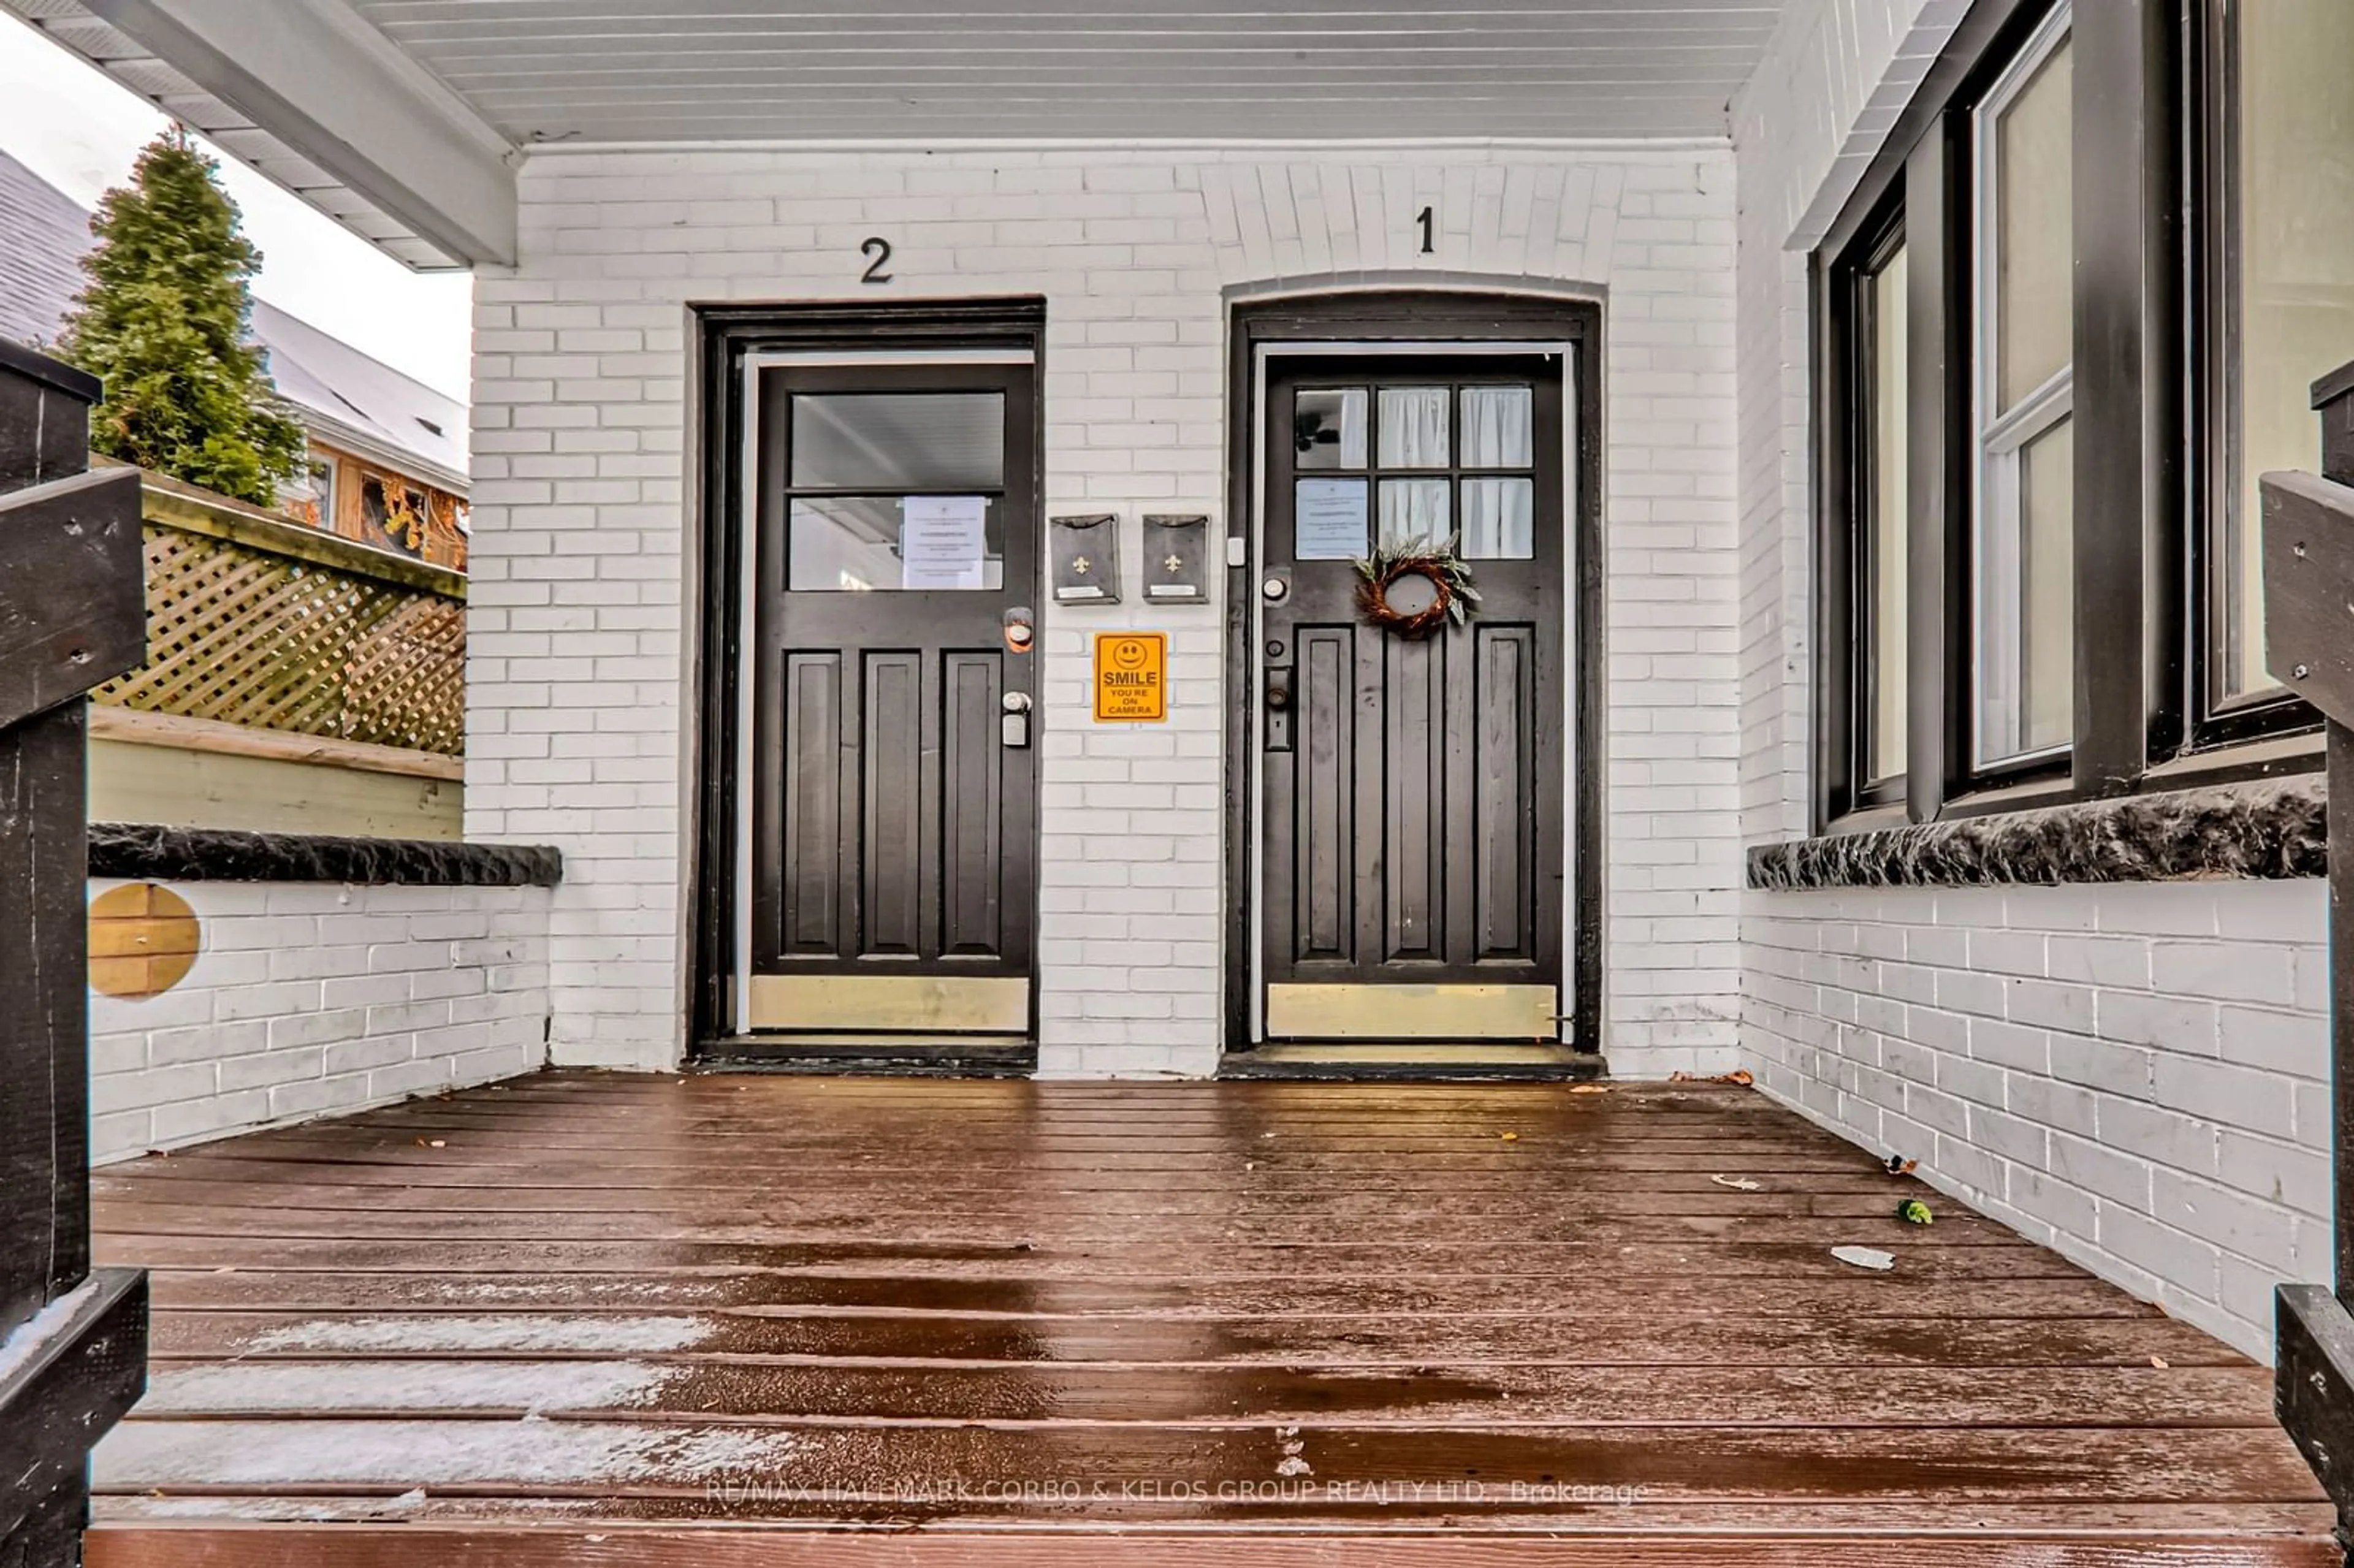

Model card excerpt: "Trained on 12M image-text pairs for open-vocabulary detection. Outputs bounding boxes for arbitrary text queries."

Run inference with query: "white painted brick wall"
[1729,0,2330,1368]
[1745,880,2329,1361]
[471,143,1750,1078]
[88,880,551,1163]
[1732,0,1960,848]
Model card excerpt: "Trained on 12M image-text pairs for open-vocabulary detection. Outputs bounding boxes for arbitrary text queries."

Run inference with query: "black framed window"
[1968,8,2073,771]
[1824,207,1911,818]
[2189,0,2354,739]
[1813,0,2325,836]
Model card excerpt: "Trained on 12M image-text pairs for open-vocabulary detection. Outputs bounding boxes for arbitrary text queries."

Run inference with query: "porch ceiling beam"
[81,0,517,267]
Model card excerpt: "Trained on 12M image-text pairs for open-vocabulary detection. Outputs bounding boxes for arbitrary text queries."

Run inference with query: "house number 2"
[859,237,893,284]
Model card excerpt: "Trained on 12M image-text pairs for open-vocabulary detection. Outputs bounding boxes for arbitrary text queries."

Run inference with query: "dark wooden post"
[0,341,150,1566]
[2271,357,2354,1553]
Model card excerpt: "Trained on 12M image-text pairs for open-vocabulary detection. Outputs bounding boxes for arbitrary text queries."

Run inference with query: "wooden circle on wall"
[88,883,200,1000]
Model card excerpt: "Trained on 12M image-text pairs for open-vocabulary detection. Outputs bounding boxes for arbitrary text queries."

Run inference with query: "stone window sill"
[1746,775,2324,891]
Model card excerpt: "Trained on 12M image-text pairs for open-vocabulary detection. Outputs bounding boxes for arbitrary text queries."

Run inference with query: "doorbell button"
[1262,576,1287,601]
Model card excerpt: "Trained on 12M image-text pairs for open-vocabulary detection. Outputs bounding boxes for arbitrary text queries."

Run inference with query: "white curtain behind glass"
[1459,478,1533,558]
[1459,387,1533,467]
[1377,388,1450,468]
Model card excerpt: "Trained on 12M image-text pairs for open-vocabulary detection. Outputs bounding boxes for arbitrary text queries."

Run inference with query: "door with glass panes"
[1257,355,1566,1041]
[747,360,1037,1036]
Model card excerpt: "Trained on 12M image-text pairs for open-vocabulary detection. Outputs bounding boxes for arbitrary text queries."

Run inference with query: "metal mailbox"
[1141,513,1209,603]
[1049,512,1120,604]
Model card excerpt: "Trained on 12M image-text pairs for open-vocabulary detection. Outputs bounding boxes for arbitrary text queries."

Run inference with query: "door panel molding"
[1221,291,1605,1059]
[689,300,1047,1056]
[1476,623,1537,962]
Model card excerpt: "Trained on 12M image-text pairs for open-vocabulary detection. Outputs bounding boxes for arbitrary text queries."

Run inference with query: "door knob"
[1264,665,1293,751]
[1261,574,1289,601]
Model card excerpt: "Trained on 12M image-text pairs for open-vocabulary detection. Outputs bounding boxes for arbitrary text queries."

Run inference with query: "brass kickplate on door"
[1264,983,1556,1040]
[750,975,1029,1033]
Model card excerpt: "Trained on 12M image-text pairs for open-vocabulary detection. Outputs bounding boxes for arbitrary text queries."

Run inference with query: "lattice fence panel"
[94,525,465,756]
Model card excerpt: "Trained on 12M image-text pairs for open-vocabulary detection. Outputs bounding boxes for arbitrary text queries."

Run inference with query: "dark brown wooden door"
[748,361,1038,1033]
[1259,356,1566,1040]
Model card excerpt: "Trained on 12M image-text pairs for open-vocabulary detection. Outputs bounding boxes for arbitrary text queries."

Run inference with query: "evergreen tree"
[58,126,305,507]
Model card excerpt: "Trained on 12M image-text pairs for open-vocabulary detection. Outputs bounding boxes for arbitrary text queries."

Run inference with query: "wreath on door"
[1353,535,1479,638]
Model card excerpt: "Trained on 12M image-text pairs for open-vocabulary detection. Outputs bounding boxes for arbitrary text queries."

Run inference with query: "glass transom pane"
[790,393,1005,490]
[1294,388,1368,470]
[787,496,1004,592]
[1459,386,1533,468]
[1377,387,1450,468]
[1377,478,1450,547]
[1459,478,1533,560]
[1993,36,2073,413]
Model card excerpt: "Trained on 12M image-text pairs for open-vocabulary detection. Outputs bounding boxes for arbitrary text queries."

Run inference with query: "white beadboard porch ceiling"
[4,0,1783,270]
[355,0,1783,143]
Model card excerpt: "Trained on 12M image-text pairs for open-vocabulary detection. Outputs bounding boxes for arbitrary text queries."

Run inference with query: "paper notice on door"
[1293,478,1369,560]
[900,495,989,589]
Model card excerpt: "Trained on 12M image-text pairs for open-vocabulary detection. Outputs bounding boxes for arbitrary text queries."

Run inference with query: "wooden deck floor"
[83,1071,2333,1565]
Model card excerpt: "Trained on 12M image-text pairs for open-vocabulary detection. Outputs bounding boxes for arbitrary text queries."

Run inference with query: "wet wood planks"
[83,1072,2333,1566]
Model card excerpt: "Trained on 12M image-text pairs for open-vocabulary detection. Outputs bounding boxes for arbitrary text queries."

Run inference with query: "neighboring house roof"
[0,148,466,492]
[0,148,91,349]
[247,300,467,493]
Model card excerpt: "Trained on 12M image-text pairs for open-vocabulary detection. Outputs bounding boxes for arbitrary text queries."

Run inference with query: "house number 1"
[860,237,893,283]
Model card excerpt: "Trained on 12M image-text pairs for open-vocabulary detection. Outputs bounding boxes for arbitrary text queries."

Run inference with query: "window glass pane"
[790,394,1005,490]
[1994,36,2073,412]
[1377,478,1450,546]
[1459,386,1533,467]
[1460,478,1534,560]
[1978,416,2074,759]
[2019,418,2075,753]
[1294,478,1369,559]
[2223,0,2354,696]
[1294,388,1367,470]
[1868,245,1910,783]
[787,496,1004,592]
[1377,387,1450,468]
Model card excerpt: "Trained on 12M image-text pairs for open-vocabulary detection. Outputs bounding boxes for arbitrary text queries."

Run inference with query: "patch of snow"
[427,1278,720,1305]
[243,1315,710,1354]
[139,1360,671,1415]
[97,1420,801,1488]
[0,1279,99,1387]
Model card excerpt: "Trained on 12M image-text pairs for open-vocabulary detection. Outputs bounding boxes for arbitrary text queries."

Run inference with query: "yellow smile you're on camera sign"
[1093,633,1167,721]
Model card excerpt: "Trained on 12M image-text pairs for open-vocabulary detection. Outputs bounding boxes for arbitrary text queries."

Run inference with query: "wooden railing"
[2266,357,2354,1537]
[91,470,466,758]
[0,344,148,1567]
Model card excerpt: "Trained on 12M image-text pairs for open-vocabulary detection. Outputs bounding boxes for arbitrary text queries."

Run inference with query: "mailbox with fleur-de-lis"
[1049,512,1120,604]
[1142,513,1209,603]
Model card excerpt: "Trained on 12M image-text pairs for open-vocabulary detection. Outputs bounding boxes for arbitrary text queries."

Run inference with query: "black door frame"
[688,299,1048,1057]
[1221,290,1606,1057]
